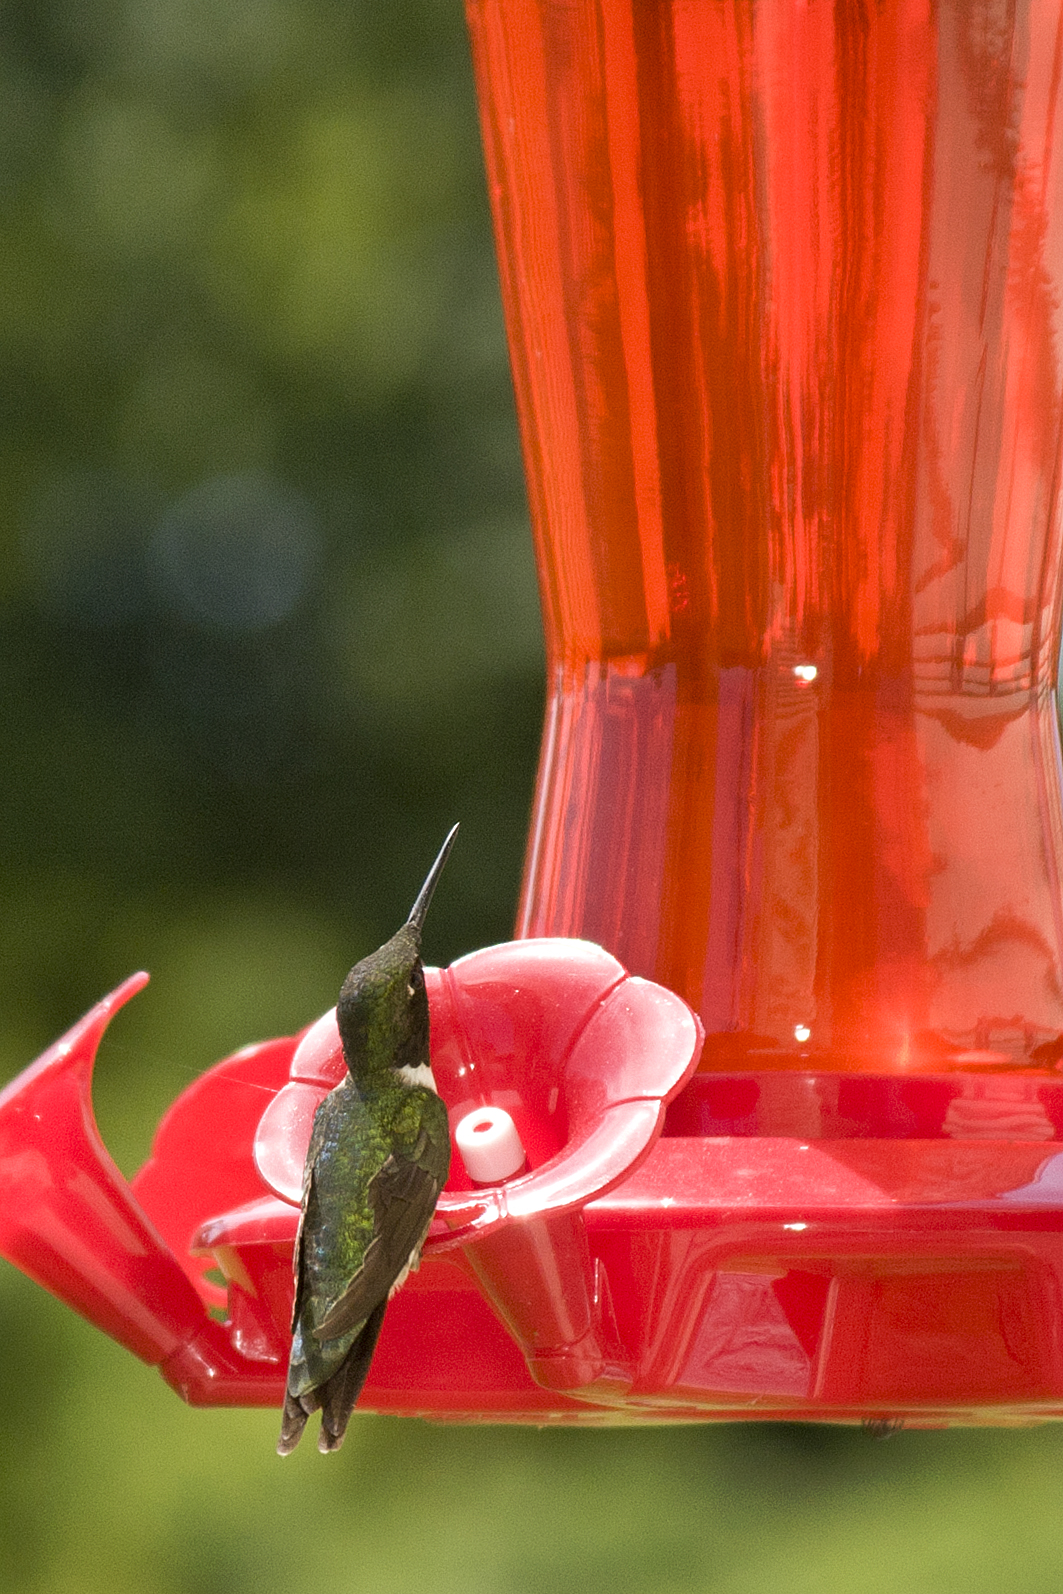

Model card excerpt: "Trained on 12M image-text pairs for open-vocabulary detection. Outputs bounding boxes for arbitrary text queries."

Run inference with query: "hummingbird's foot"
[862,1416,905,1439]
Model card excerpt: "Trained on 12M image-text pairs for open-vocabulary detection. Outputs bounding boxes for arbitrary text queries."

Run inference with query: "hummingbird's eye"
[407,966,424,1000]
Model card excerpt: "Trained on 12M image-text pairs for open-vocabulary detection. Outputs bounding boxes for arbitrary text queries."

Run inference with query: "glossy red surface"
[467,0,1063,1071]
[0,974,274,1391]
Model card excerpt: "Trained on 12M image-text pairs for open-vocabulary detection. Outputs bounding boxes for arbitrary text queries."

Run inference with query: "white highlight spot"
[783,1222,808,1232]
[793,664,818,682]
[794,1024,811,1043]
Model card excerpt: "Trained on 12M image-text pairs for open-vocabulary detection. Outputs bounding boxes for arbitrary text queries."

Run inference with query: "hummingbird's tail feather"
[317,1299,388,1453]
[277,1387,318,1456]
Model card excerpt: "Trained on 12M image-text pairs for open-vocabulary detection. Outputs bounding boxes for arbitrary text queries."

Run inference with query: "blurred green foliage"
[2,1,1063,1590]
[0,0,540,1115]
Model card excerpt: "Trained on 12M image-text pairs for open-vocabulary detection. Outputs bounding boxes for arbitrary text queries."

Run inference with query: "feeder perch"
[6,0,1063,1428]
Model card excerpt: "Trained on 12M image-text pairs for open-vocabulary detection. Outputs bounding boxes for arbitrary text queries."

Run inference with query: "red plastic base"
[149,1008,1063,1425]
[178,1114,1063,1426]
[5,956,1063,1426]
[158,1125,1063,1426]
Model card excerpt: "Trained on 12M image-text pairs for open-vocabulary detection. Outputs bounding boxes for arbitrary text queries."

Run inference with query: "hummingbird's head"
[336,826,458,1088]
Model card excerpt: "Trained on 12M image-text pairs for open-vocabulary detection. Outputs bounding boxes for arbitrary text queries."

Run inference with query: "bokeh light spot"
[151,470,320,631]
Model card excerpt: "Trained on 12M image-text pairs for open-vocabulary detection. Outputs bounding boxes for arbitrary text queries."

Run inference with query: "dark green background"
[2,1,1063,1588]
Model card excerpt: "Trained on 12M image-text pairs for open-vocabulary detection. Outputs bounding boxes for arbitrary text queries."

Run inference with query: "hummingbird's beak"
[406,824,460,935]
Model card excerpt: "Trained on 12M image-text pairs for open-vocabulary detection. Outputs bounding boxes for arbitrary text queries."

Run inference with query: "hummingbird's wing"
[289,1100,332,1335]
[313,1123,448,1342]
[289,1170,312,1335]
[315,1297,388,1452]
[278,1089,449,1456]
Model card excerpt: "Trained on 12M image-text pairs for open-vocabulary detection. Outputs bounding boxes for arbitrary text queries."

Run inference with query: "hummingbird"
[277,826,458,1456]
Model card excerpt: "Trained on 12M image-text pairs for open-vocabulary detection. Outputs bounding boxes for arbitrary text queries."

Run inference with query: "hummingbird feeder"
[6,0,1063,1428]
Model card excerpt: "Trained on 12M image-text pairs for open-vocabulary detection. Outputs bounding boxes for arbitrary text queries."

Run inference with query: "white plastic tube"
[455,1105,526,1185]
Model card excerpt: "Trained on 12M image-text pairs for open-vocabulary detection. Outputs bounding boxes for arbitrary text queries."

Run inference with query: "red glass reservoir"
[467,0,1063,1073]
